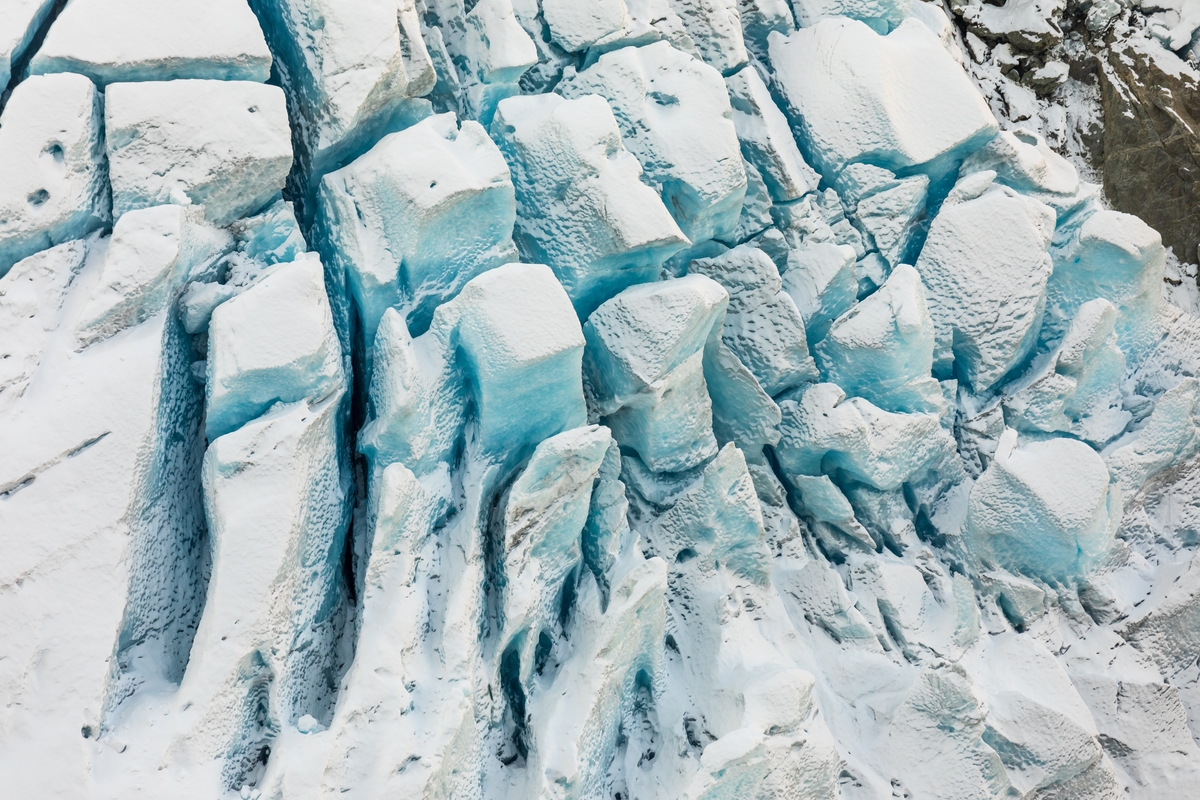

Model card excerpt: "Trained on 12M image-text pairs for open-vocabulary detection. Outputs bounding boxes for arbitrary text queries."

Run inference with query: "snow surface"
[3,1,1200,798]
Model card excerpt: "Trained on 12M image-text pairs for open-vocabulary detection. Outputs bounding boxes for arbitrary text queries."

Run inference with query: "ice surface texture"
[4,0,1200,798]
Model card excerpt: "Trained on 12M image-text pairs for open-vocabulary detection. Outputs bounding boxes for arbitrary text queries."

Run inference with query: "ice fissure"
[3,0,1200,798]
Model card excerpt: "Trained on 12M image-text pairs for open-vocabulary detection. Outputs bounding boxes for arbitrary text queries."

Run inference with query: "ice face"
[317,112,517,354]
[7,1,1200,797]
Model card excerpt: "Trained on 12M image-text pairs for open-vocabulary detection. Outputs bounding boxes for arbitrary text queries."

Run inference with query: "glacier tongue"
[4,0,1200,797]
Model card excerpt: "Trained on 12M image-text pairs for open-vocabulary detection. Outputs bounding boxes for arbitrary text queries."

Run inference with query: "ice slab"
[647,442,771,581]
[317,112,517,352]
[584,274,727,472]
[781,241,858,347]
[914,180,1055,392]
[1045,208,1166,366]
[966,428,1118,580]
[774,382,948,491]
[724,65,819,203]
[105,79,292,226]
[815,264,945,415]
[768,17,998,180]
[790,0,912,33]
[77,205,234,346]
[173,393,348,788]
[560,40,747,245]
[959,127,1087,216]
[252,0,434,178]
[30,0,272,84]
[491,92,686,317]
[690,244,818,396]
[543,0,629,52]
[1002,298,1129,444]
[1106,378,1200,505]
[205,254,345,440]
[0,73,108,277]
[447,262,588,461]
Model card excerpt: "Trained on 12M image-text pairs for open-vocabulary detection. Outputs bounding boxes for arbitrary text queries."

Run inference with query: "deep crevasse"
[2,0,1200,798]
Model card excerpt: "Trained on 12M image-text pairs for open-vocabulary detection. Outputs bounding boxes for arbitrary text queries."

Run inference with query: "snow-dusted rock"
[317,112,516,352]
[491,92,687,317]
[768,17,998,179]
[30,0,272,84]
[205,254,344,440]
[77,206,234,346]
[915,180,1055,392]
[584,274,727,472]
[560,40,747,245]
[105,79,292,227]
[0,73,108,277]
[966,429,1118,579]
[815,264,945,415]
[724,65,819,203]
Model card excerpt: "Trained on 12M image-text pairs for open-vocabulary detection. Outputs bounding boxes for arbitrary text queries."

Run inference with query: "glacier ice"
[205,253,345,440]
[317,112,517,350]
[914,178,1055,392]
[5,0,1200,797]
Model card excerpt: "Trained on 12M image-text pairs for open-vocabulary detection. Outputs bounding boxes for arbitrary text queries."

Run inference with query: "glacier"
[2,0,1200,798]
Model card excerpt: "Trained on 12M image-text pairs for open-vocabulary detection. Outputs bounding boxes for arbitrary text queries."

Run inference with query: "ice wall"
[2,0,1200,798]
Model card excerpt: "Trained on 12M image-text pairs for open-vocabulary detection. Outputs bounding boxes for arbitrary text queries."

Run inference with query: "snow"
[104,79,292,226]
[77,205,234,346]
[0,73,109,277]
[30,0,272,84]
[768,17,998,180]
[5,1,1200,796]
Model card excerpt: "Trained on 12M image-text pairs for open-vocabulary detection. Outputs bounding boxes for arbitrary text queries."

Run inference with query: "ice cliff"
[2,0,1200,798]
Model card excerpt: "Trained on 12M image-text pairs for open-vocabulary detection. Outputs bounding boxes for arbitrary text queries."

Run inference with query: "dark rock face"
[1098,37,1200,265]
